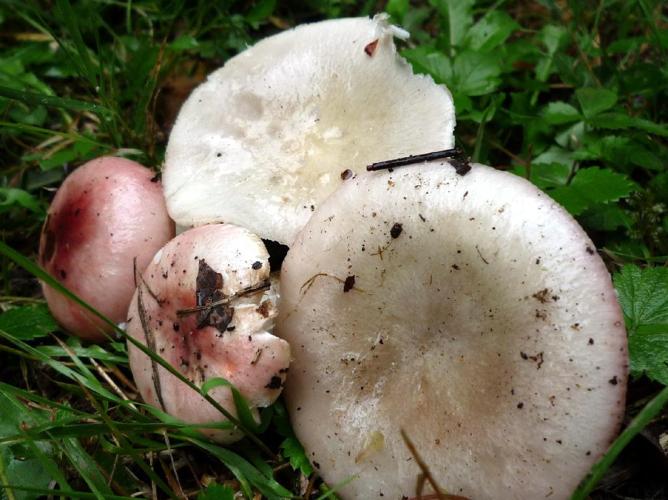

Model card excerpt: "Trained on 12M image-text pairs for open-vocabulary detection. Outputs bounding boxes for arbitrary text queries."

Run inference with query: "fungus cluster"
[38,14,628,499]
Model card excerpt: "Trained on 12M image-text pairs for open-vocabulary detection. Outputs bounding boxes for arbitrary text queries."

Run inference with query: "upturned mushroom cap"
[163,15,455,245]
[126,224,290,443]
[39,157,175,342]
[277,162,628,499]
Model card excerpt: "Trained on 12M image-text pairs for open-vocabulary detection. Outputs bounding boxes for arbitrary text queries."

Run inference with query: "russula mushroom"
[163,14,455,245]
[39,156,175,342]
[277,161,628,499]
[126,224,290,443]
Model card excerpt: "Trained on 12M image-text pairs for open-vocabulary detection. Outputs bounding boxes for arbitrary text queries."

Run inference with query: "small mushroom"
[163,15,455,245]
[277,161,628,499]
[126,224,290,443]
[38,157,175,341]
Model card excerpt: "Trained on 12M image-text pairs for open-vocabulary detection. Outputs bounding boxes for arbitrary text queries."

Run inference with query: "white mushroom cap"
[163,15,455,245]
[39,157,175,342]
[126,224,290,443]
[277,162,628,499]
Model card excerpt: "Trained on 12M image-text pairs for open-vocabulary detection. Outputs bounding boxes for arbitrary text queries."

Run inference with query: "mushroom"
[277,161,628,499]
[126,224,290,443]
[39,156,175,342]
[163,14,455,245]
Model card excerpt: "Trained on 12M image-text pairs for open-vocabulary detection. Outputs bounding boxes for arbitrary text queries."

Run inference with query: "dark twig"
[366,149,462,171]
[400,429,446,500]
[136,278,167,412]
[176,280,270,317]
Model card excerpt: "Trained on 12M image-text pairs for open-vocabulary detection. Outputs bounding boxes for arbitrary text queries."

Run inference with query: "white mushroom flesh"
[164,15,455,245]
[127,224,290,443]
[278,162,628,499]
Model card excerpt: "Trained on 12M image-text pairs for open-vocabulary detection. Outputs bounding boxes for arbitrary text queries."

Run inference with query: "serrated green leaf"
[576,88,618,119]
[542,101,582,125]
[614,266,668,385]
[196,483,234,500]
[430,0,474,48]
[452,50,502,96]
[578,135,664,171]
[549,167,635,215]
[401,47,453,85]
[589,112,668,137]
[0,304,58,340]
[281,437,313,476]
[463,10,518,52]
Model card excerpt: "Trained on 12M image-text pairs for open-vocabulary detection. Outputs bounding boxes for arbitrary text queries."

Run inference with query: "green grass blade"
[188,438,294,500]
[0,484,136,500]
[571,385,668,499]
[0,86,111,116]
[0,241,275,455]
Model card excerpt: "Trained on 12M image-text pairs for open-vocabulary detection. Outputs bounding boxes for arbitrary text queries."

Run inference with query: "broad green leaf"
[385,0,409,22]
[401,47,453,85]
[463,10,518,52]
[429,0,474,48]
[535,25,568,81]
[549,167,635,215]
[197,484,234,500]
[169,35,199,51]
[0,188,44,214]
[452,50,502,96]
[533,146,575,168]
[577,135,664,171]
[246,0,276,25]
[0,304,57,340]
[576,88,618,119]
[513,163,571,189]
[580,204,632,231]
[0,392,71,500]
[614,266,668,385]
[615,266,668,329]
[542,101,581,125]
[555,121,585,150]
[589,112,668,137]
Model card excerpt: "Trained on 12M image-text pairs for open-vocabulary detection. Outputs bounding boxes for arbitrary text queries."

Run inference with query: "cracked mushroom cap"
[38,157,175,342]
[126,224,290,443]
[277,162,628,499]
[163,14,455,245]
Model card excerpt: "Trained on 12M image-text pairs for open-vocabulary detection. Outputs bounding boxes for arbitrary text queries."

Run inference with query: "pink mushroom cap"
[39,156,175,341]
